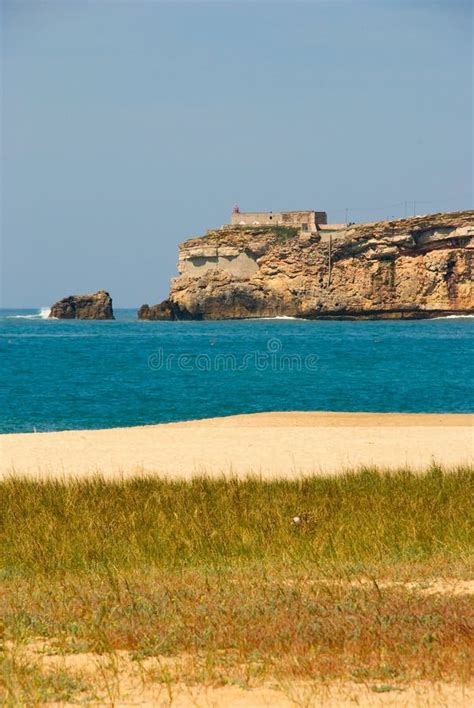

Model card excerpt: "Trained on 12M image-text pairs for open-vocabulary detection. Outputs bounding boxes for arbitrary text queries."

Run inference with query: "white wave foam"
[250,316,300,320]
[432,314,474,320]
[7,307,52,320]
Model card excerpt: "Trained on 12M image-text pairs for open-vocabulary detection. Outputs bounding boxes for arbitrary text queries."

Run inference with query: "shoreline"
[1,411,472,480]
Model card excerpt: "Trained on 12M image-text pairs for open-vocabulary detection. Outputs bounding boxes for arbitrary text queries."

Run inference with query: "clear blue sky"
[2,0,472,308]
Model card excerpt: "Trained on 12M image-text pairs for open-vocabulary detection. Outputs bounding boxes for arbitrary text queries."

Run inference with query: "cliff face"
[50,290,114,320]
[139,211,474,320]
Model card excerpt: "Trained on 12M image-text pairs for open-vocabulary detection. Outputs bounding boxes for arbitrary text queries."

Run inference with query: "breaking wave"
[7,307,52,320]
[252,316,301,320]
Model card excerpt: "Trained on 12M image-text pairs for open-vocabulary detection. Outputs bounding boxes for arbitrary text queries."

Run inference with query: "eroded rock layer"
[139,211,474,320]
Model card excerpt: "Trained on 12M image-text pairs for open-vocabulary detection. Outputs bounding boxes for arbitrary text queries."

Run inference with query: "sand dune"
[1,412,472,479]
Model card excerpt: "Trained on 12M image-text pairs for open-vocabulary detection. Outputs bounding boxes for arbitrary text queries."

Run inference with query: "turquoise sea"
[1,309,473,433]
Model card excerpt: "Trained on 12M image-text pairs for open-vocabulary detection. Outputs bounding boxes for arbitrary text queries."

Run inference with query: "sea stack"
[139,209,474,320]
[49,290,114,320]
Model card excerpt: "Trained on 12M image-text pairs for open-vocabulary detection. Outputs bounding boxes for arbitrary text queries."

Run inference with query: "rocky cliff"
[139,211,474,320]
[49,290,114,320]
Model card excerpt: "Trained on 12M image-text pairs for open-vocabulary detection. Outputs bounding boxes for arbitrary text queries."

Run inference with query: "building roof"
[232,209,319,215]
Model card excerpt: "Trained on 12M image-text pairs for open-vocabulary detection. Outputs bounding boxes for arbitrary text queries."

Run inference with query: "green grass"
[227,224,299,242]
[268,225,299,242]
[1,466,472,576]
[0,466,473,702]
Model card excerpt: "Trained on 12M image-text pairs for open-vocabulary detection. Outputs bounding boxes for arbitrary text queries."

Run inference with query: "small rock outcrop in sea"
[138,210,474,320]
[49,290,114,320]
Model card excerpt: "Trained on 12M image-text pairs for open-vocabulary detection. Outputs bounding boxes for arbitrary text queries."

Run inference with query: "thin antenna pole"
[328,234,332,285]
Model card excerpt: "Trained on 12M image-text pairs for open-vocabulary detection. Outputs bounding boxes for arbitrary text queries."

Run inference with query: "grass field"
[1,466,473,704]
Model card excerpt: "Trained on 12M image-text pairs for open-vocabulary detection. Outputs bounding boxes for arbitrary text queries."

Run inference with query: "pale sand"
[1,412,472,479]
[14,642,474,707]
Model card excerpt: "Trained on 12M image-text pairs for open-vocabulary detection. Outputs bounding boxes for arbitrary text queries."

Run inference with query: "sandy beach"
[1,411,472,479]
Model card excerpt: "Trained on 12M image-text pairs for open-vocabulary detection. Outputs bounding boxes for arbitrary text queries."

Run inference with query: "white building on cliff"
[230,208,327,233]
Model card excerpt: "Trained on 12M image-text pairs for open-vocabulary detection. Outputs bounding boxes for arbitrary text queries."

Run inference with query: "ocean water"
[1,308,473,433]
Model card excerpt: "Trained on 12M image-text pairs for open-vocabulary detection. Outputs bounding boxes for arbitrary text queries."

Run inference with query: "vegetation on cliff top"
[182,224,299,249]
[181,210,474,250]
